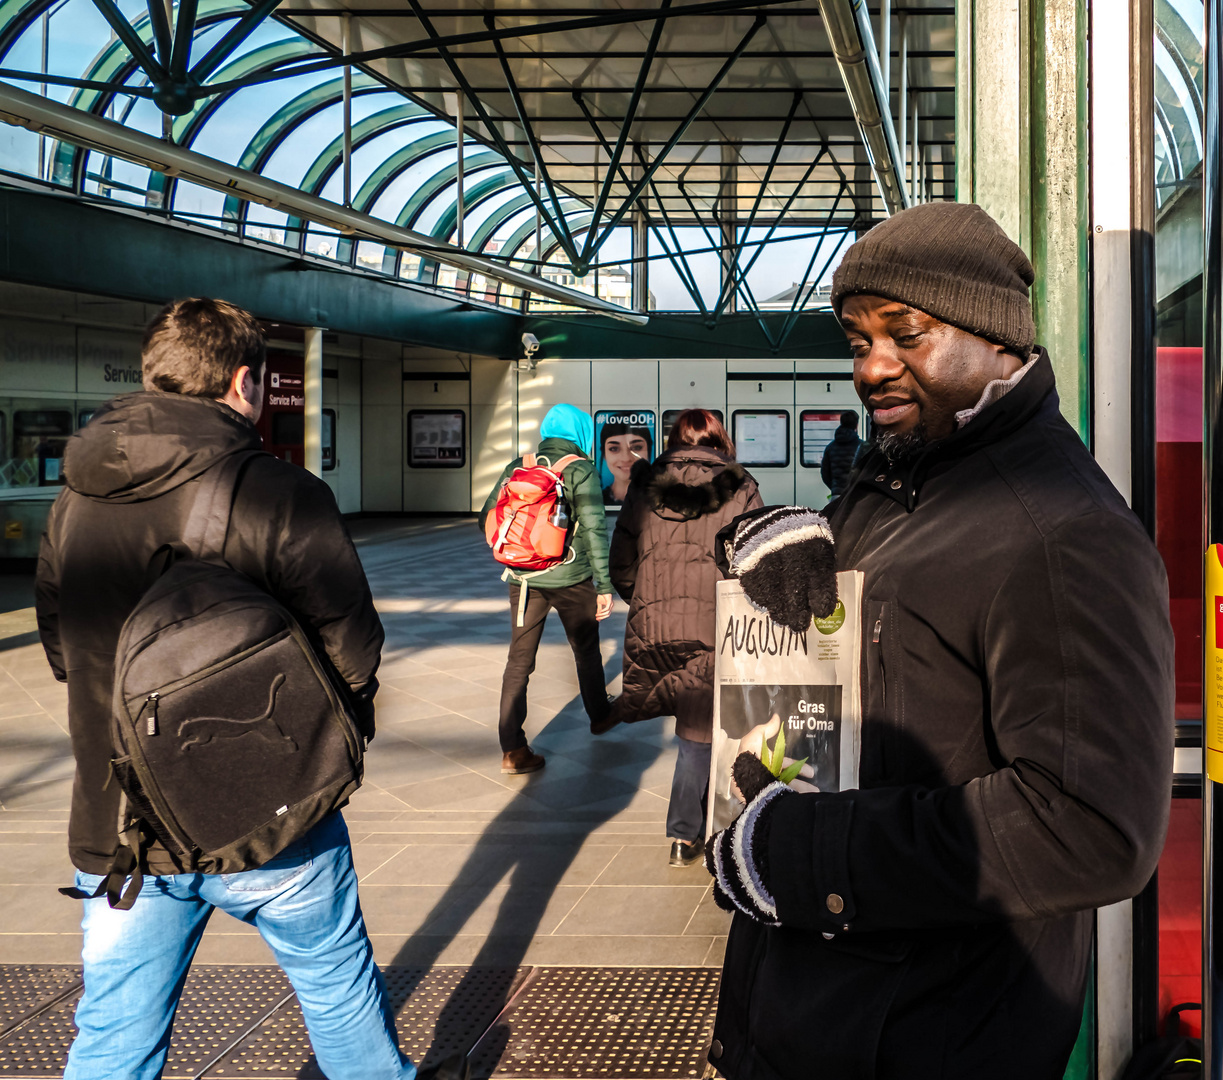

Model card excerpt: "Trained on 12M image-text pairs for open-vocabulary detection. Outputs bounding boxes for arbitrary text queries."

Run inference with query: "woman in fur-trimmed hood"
[608,409,763,866]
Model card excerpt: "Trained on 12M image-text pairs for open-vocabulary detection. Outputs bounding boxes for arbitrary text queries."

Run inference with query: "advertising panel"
[595,409,656,506]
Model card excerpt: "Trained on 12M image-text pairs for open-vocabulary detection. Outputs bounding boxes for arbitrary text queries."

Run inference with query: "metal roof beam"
[584,13,767,261]
[583,0,671,264]
[0,80,648,324]
[816,0,907,212]
[484,11,580,264]
[202,0,809,94]
[168,0,198,77]
[88,0,165,82]
[191,0,284,82]
[400,0,578,266]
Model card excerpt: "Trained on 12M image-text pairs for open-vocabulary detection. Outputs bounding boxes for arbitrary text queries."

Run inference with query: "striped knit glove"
[705,753,793,926]
[725,507,837,634]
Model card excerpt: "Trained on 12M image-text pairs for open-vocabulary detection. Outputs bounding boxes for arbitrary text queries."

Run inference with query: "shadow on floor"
[384,699,666,1078]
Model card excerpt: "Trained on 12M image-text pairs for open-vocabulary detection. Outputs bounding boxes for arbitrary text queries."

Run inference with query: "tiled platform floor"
[0,517,731,970]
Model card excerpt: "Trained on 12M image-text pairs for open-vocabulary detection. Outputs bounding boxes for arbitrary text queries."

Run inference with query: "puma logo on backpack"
[484,453,581,571]
[178,673,297,752]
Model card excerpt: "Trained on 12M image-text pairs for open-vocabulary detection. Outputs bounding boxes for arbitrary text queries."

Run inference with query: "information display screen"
[408,410,465,468]
[732,410,789,467]
[800,410,845,469]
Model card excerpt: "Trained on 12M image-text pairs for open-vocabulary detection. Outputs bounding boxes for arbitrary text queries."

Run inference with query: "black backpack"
[1121,1004,1202,1080]
[64,452,365,910]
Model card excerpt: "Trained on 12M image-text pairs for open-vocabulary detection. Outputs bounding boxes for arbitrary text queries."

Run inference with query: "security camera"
[517,332,541,372]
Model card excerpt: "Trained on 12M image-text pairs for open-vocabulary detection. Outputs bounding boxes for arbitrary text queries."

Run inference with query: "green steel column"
[956,0,1089,438]
[957,3,1095,1077]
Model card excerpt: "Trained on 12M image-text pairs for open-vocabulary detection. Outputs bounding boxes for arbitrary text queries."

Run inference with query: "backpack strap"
[522,453,537,469]
[58,791,145,909]
[551,454,581,475]
[182,451,260,561]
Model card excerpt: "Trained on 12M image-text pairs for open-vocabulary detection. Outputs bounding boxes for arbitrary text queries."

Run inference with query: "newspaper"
[706,572,864,835]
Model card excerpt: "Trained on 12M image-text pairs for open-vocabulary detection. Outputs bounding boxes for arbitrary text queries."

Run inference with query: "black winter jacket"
[819,424,863,497]
[36,392,384,876]
[712,351,1174,1080]
[608,447,762,741]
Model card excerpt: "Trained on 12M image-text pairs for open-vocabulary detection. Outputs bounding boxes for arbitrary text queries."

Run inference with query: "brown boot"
[501,745,545,774]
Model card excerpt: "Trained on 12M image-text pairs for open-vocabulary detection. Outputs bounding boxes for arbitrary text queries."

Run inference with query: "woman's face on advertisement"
[604,433,648,478]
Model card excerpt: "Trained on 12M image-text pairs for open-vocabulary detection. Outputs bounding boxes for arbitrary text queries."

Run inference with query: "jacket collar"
[847,347,1057,513]
[629,447,747,520]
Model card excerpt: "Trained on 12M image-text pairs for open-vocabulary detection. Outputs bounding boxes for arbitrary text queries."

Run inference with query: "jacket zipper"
[873,617,886,710]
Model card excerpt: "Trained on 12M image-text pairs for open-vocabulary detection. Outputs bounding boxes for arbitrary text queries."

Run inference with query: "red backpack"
[484,452,582,572]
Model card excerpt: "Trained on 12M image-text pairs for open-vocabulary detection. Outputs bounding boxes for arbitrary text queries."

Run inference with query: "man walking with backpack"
[479,404,615,773]
[36,298,461,1080]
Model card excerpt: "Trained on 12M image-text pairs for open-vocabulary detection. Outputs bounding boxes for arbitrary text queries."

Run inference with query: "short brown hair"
[666,409,735,455]
[142,298,266,397]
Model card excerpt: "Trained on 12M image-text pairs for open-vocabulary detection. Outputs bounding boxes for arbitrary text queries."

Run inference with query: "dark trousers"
[499,580,610,752]
[667,736,712,843]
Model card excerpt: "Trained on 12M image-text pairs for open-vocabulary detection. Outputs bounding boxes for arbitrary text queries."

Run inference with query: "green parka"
[478,436,613,594]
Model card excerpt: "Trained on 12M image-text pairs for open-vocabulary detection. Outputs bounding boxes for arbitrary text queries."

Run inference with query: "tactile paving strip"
[0,967,81,1040]
[0,966,720,1078]
[480,968,721,1079]
[0,966,293,1079]
[204,966,525,1078]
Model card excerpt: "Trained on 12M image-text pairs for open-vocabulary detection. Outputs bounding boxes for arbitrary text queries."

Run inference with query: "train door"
[404,360,471,512]
[795,362,861,509]
[727,361,795,504]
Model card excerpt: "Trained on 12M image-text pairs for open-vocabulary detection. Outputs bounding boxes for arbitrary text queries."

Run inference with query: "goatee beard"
[874,422,928,465]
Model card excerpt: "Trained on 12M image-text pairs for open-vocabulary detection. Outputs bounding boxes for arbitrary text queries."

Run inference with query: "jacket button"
[890,479,902,490]
[710,1040,723,1059]
[826,893,844,914]
[875,474,886,482]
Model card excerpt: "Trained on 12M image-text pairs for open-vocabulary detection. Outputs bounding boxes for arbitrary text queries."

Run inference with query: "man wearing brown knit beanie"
[706,202,1174,1080]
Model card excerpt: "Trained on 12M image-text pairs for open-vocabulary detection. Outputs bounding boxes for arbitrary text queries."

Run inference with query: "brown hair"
[666,409,735,456]
[142,297,266,397]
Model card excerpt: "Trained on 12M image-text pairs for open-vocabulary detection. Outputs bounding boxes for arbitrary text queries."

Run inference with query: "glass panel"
[646,227,721,312]
[1153,0,1205,1040]
[738,226,850,312]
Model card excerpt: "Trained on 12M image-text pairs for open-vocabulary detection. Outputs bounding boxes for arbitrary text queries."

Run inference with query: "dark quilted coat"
[608,447,762,741]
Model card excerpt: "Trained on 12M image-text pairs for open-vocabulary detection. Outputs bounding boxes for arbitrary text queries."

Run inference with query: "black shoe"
[590,695,621,735]
[417,1052,471,1080]
[670,839,703,867]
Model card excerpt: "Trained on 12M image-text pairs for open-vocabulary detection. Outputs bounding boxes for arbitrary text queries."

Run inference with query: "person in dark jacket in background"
[36,299,461,1080]
[704,203,1174,1080]
[608,409,763,866]
[479,404,614,774]
[818,410,862,498]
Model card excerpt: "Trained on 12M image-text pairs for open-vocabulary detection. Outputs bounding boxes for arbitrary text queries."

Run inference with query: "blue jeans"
[666,736,712,843]
[64,812,414,1080]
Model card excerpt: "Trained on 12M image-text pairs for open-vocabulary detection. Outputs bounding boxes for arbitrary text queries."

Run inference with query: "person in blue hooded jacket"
[478,404,615,773]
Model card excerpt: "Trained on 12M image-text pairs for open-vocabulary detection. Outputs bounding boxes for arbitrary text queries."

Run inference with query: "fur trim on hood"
[629,455,749,520]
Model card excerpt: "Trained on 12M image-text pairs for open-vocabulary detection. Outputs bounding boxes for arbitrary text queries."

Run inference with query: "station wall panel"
[516,362,591,456]
[659,360,726,411]
[592,361,657,407]
[471,359,516,513]
[361,356,403,512]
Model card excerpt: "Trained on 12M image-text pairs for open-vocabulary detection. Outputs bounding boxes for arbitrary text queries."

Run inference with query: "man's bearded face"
[839,296,1024,464]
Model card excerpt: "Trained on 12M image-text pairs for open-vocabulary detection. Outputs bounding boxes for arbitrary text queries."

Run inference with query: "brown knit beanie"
[830,202,1036,357]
